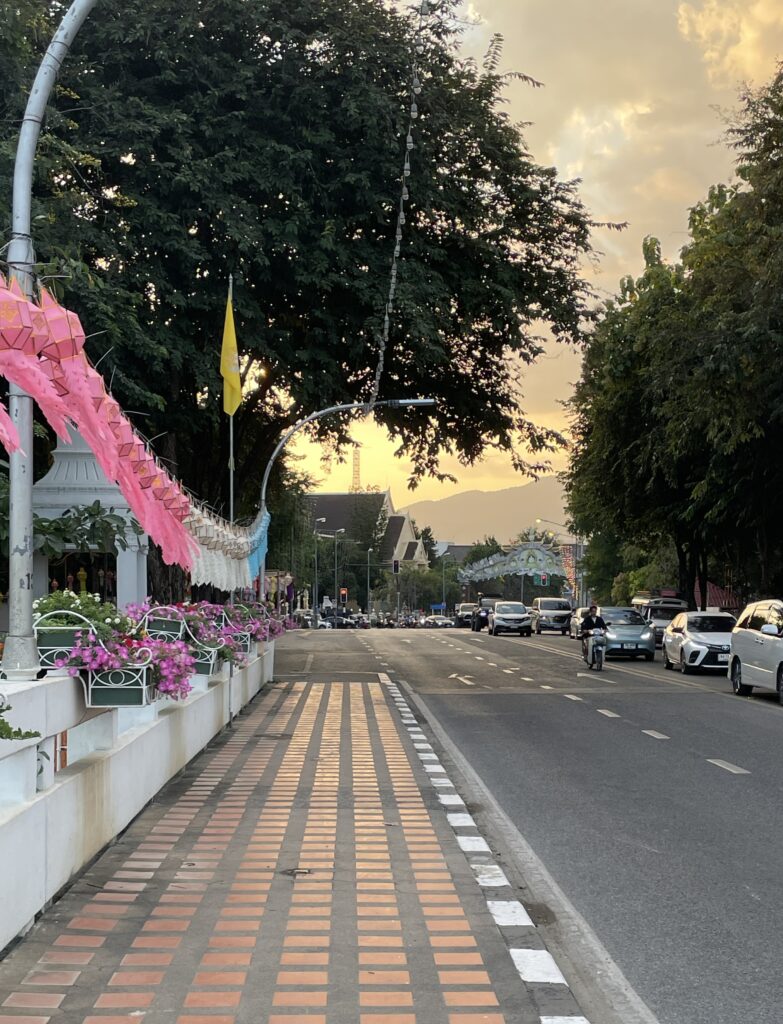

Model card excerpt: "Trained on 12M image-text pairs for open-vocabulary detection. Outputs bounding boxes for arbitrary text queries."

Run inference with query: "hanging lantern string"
[367,0,432,411]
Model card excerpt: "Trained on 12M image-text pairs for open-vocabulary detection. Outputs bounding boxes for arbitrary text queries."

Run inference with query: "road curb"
[391,675,661,1024]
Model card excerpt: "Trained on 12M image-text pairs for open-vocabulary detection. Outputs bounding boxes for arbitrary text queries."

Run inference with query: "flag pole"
[228,274,235,525]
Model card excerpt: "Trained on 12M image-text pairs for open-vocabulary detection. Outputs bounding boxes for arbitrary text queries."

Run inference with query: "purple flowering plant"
[57,632,195,700]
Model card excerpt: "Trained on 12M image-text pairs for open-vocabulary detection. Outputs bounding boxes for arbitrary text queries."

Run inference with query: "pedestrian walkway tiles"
[0,680,587,1024]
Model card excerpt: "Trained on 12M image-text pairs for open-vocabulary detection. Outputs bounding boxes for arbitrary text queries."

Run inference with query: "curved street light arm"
[4,0,102,679]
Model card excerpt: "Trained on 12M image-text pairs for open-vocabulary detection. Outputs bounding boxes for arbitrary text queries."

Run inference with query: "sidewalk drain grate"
[282,867,312,877]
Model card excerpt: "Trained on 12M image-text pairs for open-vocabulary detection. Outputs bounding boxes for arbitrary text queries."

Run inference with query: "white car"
[729,600,783,698]
[663,612,736,673]
[487,601,532,637]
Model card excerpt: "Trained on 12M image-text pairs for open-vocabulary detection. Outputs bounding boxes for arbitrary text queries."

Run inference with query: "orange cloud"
[678,0,783,82]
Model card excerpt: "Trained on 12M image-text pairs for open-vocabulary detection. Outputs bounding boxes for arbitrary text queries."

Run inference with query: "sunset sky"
[295,0,783,504]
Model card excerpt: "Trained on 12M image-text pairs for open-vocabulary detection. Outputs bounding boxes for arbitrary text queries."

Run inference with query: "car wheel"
[645,653,654,662]
[561,628,568,636]
[679,653,693,674]
[731,659,752,696]
[663,649,673,671]
[535,625,541,635]
[777,666,783,706]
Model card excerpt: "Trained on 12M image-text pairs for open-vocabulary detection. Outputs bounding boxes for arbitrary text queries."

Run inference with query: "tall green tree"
[566,62,783,604]
[1,0,594,516]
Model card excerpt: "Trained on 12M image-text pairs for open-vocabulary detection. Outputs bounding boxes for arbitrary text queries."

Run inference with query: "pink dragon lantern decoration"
[0,277,71,442]
[0,280,196,568]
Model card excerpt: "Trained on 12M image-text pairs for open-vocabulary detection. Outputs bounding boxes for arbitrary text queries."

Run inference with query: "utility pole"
[366,547,374,616]
[333,528,345,613]
[313,517,325,628]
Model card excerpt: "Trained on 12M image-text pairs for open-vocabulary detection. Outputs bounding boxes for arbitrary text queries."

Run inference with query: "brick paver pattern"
[0,681,535,1024]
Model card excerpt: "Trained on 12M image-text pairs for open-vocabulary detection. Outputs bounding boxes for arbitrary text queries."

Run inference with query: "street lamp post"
[333,529,345,612]
[441,552,455,611]
[257,398,435,595]
[313,517,326,629]
[4,0,100,678]
[366,547,374,616]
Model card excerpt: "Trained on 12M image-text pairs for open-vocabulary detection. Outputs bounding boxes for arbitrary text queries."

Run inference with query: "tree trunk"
[686,544,698,611]
[675,537,689,602]
[147,543,188,605]
[697,546,709,611]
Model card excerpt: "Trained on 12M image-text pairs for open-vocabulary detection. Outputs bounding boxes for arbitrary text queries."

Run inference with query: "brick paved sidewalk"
[0,678,587,1024]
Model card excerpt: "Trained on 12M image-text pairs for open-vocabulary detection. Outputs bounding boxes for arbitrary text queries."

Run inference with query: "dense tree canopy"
[0,0,595,516]
[566,63,783,604]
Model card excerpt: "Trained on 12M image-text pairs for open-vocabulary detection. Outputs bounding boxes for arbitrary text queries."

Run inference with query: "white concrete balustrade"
[0,643,275,953]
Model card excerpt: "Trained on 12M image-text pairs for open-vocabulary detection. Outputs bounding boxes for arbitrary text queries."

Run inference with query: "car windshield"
[687,615,737,632]
[601,608,645,626]
[649,608,679,622]
[541,600,571,610]
[496,603,526,615]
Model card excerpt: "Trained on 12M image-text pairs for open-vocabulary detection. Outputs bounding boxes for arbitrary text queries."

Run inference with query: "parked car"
[597,606,655,661]
[487,601,532,636]
[454,603,477,628]
[569,606,590,640]
[530,598,573,635]
[662,611,736,673]
[729,600,783,698]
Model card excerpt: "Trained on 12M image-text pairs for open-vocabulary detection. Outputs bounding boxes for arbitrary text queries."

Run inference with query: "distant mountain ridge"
[400,476,568,545]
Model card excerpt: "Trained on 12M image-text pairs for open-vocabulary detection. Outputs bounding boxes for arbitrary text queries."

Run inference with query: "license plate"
[621,643,637,649]
[718,653,729,663]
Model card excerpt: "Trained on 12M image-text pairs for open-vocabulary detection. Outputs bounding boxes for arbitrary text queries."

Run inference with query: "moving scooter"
[583,628,606,671]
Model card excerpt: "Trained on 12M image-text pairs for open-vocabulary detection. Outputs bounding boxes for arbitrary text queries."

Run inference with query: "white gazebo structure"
[31,428,148,608]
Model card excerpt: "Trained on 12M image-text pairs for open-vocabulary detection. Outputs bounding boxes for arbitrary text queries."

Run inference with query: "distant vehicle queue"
[296,594,783,704]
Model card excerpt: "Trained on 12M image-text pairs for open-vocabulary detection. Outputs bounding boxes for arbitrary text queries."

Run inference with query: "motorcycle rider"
[581,604,607,661]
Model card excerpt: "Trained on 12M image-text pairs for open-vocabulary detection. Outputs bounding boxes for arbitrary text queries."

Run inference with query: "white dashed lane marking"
[563,694,583,702]
[510,948,567,984]
[458,835,491,853]
[597,709,620,718]
[541,1017,590,1024]
[642,730,670,740]
[487,900,534,927]
[707,758,750,775]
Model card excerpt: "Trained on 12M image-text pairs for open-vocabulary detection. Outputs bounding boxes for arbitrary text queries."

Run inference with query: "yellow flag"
[220,285,242,416]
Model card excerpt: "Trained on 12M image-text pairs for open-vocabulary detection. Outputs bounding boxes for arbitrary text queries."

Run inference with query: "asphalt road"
[277,625,783,1024]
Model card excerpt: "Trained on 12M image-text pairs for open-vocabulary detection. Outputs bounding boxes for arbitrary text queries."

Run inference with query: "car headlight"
[641,630,653,640]
[606,631,617,640]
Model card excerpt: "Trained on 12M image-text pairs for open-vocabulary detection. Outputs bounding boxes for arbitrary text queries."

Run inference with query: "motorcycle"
[583,628,606,671]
